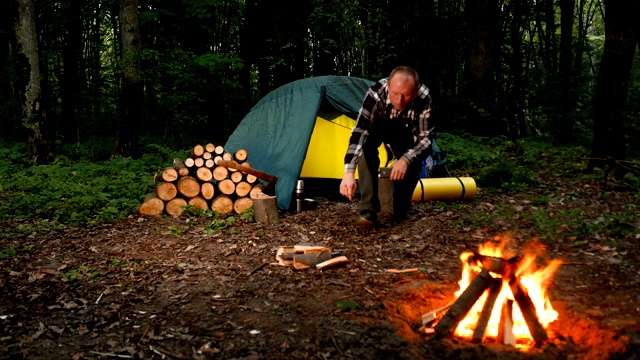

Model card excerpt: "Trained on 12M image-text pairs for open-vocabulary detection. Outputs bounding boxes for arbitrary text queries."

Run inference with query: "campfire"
[425,238,562,349]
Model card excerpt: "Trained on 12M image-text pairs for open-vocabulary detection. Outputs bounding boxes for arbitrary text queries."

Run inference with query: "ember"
[431,238,562,349]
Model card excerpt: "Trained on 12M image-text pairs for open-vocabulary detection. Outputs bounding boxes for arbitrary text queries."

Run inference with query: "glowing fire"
[453,237,562,345]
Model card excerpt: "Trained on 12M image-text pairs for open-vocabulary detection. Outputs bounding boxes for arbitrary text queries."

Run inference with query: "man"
[340,66,432,226]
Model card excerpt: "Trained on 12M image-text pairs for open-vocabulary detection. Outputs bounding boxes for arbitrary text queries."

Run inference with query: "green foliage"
[0,141,184,227]
[476,159,538,193]
[202,215,239,235]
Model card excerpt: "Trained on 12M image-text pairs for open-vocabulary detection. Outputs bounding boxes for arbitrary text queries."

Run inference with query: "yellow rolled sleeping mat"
[411,177,477,202]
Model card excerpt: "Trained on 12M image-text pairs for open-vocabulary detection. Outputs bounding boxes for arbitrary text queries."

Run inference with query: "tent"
[224,75,467,211]
[224,75,388,210]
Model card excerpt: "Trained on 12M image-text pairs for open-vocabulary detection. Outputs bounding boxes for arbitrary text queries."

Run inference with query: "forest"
[1,0,640,359]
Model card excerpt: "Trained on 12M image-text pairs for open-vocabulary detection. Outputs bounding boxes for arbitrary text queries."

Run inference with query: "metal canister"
[295,180,305,212]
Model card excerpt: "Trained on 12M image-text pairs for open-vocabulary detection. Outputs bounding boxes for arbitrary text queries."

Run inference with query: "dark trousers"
[357,117,424,217]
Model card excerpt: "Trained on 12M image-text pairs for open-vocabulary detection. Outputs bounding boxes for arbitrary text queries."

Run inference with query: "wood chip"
[386,268,419,274]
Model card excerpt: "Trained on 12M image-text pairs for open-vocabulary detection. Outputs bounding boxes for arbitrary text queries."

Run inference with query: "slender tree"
[115,0,142,158]
[14,0,55,164]
[590,0,639,165]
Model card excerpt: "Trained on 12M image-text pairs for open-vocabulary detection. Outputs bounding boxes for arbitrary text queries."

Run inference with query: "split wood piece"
[192,144,205,157]
[378,177,394,214]
[160,168,179,182]
[509,277,548,345]
[293,245,330,254]
[253,195,279,224]
[386,268,419,274]
[177,176,201,198]
[218,179,236,195]
[497,299,516,346]
[214,156,223,165]
[203,151,212,160]
[471,278,503,343]
[234,149,248,162]
[235,181,252,197]
[201,182,215,200]
[293,250,332,270]
[214,145,225,155]
[139,193,164,215]
[434,268,494,339]
[230,171,244,183]
[156,181,178,201]
[421,304,453,326]
[205,159,215,168]
[185,157,195,168]
[194,157,205,167]
[211,195,233,214]
[276,246,294,266]
[166,197,188,217]
[316,256,350,270]
[233,197,253,214]
[196,167,213,182]
[188,196,209,211]
[213,166,229,181]
[205,143,216,152]
[173,158,190,177]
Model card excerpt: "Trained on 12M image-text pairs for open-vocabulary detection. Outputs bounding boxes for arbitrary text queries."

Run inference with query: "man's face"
[388,75,416,110]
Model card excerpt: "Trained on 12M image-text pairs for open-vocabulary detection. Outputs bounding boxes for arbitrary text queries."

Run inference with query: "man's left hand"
[390,158,409,181]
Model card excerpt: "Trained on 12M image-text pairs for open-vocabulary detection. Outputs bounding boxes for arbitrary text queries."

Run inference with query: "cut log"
[196,167,213,182]
[201,182,215,200]
[205,159,215,168]
[177,176,201,198]
[230,171,244,183]
[185,157,195,168]
[156,181,178,201]
[293,250,332,269]
[434,269,494,339]
[203,151,212,160]
[214,156,223,165]
[139,193,164,215]
[293,245,331,254]
[214,145,225,155]
[250,184,265,199]
[165,197,188,217]
[192,144,205,157]
[378,176,394,214]
[497,299,516,346]
[205,143,216,152]
[233,197,253,214]
[509,277,549,345]
[211,195,233,214]
[213,166,229,181]
[316,256,350,270]
[235,181,252,197]
[234,149,248,162]
[161,168,179,182]
[173,158,190,177]
[222,152,233,161]
[188,196,209,211]
[194,157,204,167]
[218,179,236,195]
[246,173,258,184]
[253,195,279,224]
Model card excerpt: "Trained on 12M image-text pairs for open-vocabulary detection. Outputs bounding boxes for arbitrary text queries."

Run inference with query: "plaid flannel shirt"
[343,78,432,173]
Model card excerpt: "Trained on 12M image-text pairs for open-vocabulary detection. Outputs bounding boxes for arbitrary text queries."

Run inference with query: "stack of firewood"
[138,143,264,217]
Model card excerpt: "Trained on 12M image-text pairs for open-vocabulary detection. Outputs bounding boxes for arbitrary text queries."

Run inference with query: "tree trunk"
[14,0,55,164]
[115,0,142,158]
[590,0,639,165]
[553,0,576,144]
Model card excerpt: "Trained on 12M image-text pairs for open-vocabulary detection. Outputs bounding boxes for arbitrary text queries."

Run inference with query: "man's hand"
[390,158,409,181]
[340,172,357,201]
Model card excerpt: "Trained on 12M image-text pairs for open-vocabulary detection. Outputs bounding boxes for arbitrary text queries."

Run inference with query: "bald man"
[340,66,433,226]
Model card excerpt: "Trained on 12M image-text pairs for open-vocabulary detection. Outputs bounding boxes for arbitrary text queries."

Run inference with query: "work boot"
[391,209,419,224]
[356,211,377,227]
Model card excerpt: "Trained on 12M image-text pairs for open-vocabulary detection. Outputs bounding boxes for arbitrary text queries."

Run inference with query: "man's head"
[388,66,419,110]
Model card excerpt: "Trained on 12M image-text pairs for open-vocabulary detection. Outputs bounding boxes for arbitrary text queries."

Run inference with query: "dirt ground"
[1,182,640,359]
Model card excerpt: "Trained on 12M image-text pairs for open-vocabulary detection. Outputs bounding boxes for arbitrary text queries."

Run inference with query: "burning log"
[471,278,502,343]
[509,277,549,345]
[497,299,516,346]
[434,269,494,339]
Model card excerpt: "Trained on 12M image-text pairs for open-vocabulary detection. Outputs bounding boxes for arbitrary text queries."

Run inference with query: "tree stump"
[253,195,279,224]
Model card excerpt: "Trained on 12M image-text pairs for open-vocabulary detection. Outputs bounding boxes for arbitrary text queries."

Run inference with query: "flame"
[453,237,562,347]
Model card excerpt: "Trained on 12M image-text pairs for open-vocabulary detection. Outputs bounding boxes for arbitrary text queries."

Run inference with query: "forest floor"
[1,174,640,360]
